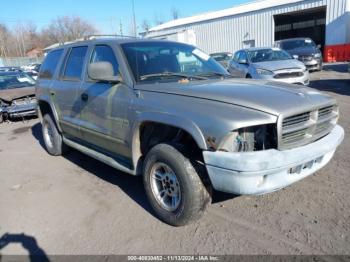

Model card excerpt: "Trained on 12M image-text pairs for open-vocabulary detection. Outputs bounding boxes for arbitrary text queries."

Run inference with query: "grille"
[282,112,311,128]
[318,106,334,119]
[280,105,338,149]
[282,128,308,144]
[299,55,314,62]
[274,72,303,79]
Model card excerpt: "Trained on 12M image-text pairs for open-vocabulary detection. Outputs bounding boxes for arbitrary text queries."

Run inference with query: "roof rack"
[83,34,139,41]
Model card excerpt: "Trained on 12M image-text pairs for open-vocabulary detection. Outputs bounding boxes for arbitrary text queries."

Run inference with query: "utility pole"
[131,0,137,37]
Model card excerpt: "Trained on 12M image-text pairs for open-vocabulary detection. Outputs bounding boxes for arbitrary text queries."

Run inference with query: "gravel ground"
[0,63,349,256]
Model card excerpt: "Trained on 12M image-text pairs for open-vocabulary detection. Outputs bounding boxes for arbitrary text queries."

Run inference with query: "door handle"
[81,93,88,102]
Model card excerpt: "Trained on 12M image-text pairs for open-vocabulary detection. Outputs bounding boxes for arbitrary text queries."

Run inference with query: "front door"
[237,51,250,78]
[78,44,132,161]
[229,51,243,77]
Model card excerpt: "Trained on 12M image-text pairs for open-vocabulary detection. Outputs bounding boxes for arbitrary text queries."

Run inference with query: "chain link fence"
[0,57,44,67]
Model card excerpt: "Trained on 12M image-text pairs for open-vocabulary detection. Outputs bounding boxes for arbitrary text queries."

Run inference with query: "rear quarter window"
[39,49,64,79]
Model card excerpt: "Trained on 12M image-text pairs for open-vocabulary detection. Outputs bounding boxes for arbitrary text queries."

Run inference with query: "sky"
[0,0,250,34]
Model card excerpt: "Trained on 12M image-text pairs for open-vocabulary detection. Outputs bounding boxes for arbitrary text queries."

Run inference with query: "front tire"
[42,114,68,156]
[143,143,211,226]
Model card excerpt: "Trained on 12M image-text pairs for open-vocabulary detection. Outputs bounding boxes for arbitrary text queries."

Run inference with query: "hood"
[136,79,335,116]
[285,46,318,56]
[0,86,35,102]
[252,59,305,72]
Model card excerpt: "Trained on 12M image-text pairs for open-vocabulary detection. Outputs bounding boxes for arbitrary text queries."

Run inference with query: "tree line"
[0,16,98,58]
[0,8,181,58]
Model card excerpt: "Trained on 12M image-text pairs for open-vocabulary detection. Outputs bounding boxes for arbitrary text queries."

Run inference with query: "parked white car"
[228,47,310,85]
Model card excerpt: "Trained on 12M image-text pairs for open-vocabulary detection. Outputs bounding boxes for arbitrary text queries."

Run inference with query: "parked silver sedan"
[228,47,310,85]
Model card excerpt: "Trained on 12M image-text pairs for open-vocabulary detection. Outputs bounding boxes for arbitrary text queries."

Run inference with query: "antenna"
[131,0,137,37]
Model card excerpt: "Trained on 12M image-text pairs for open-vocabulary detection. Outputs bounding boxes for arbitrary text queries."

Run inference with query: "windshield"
[247,49,292,63]
[280,39,316,50]
[121,41,228,82]
[0,73,35,90]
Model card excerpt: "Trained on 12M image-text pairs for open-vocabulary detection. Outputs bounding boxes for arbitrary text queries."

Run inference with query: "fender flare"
[37,95,62,132]
[130,111,208,173]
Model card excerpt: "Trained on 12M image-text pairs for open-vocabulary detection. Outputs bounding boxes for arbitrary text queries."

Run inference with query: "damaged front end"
[0,95,37,122]
[217,124,277,153]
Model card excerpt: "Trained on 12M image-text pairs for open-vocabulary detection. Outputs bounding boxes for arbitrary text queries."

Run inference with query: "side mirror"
[88,62,121,83]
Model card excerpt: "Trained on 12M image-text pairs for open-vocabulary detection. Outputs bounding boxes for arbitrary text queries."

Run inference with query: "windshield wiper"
[139,72,207,81]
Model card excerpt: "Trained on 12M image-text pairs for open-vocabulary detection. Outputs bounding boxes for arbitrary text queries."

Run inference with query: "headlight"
[314,53,321,58]
[218,125,277,152]
[256,68,274,76]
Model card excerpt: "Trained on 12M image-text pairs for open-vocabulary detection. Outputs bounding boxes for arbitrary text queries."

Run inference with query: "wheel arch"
[37,98,62,132]
[130,112,208,174]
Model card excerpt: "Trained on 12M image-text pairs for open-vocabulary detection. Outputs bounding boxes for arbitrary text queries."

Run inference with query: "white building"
[145,0,350,62]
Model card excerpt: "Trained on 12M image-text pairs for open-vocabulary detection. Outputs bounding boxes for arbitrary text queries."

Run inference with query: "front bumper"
[300,58,322,71]
[6,103,38,118]
[254,71,310,86]
[203,125,344,195]
[274,72,310,86]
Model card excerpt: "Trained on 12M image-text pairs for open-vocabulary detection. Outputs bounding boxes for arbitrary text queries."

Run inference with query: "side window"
[39,49,63,79]
[233,51,240,62]
[239,51,248,62]
[63,46,88,80]
[90,45,119,76]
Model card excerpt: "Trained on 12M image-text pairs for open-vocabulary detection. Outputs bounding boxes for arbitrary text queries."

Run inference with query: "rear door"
[37,48,65,106]
[52,45,89,140]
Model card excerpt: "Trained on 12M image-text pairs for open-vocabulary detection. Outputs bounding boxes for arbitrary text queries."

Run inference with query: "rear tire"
[143,143,211,226]
[42,114,68,156]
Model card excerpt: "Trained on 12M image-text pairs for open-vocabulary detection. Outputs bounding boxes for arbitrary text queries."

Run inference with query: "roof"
[43,35,141,51]
[243,47,278,51]
[148,0,304,32]
[46,38,182,52]
[43,41,75,51]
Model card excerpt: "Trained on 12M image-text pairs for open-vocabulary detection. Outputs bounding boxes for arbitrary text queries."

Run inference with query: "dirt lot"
[0,63,349,256]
